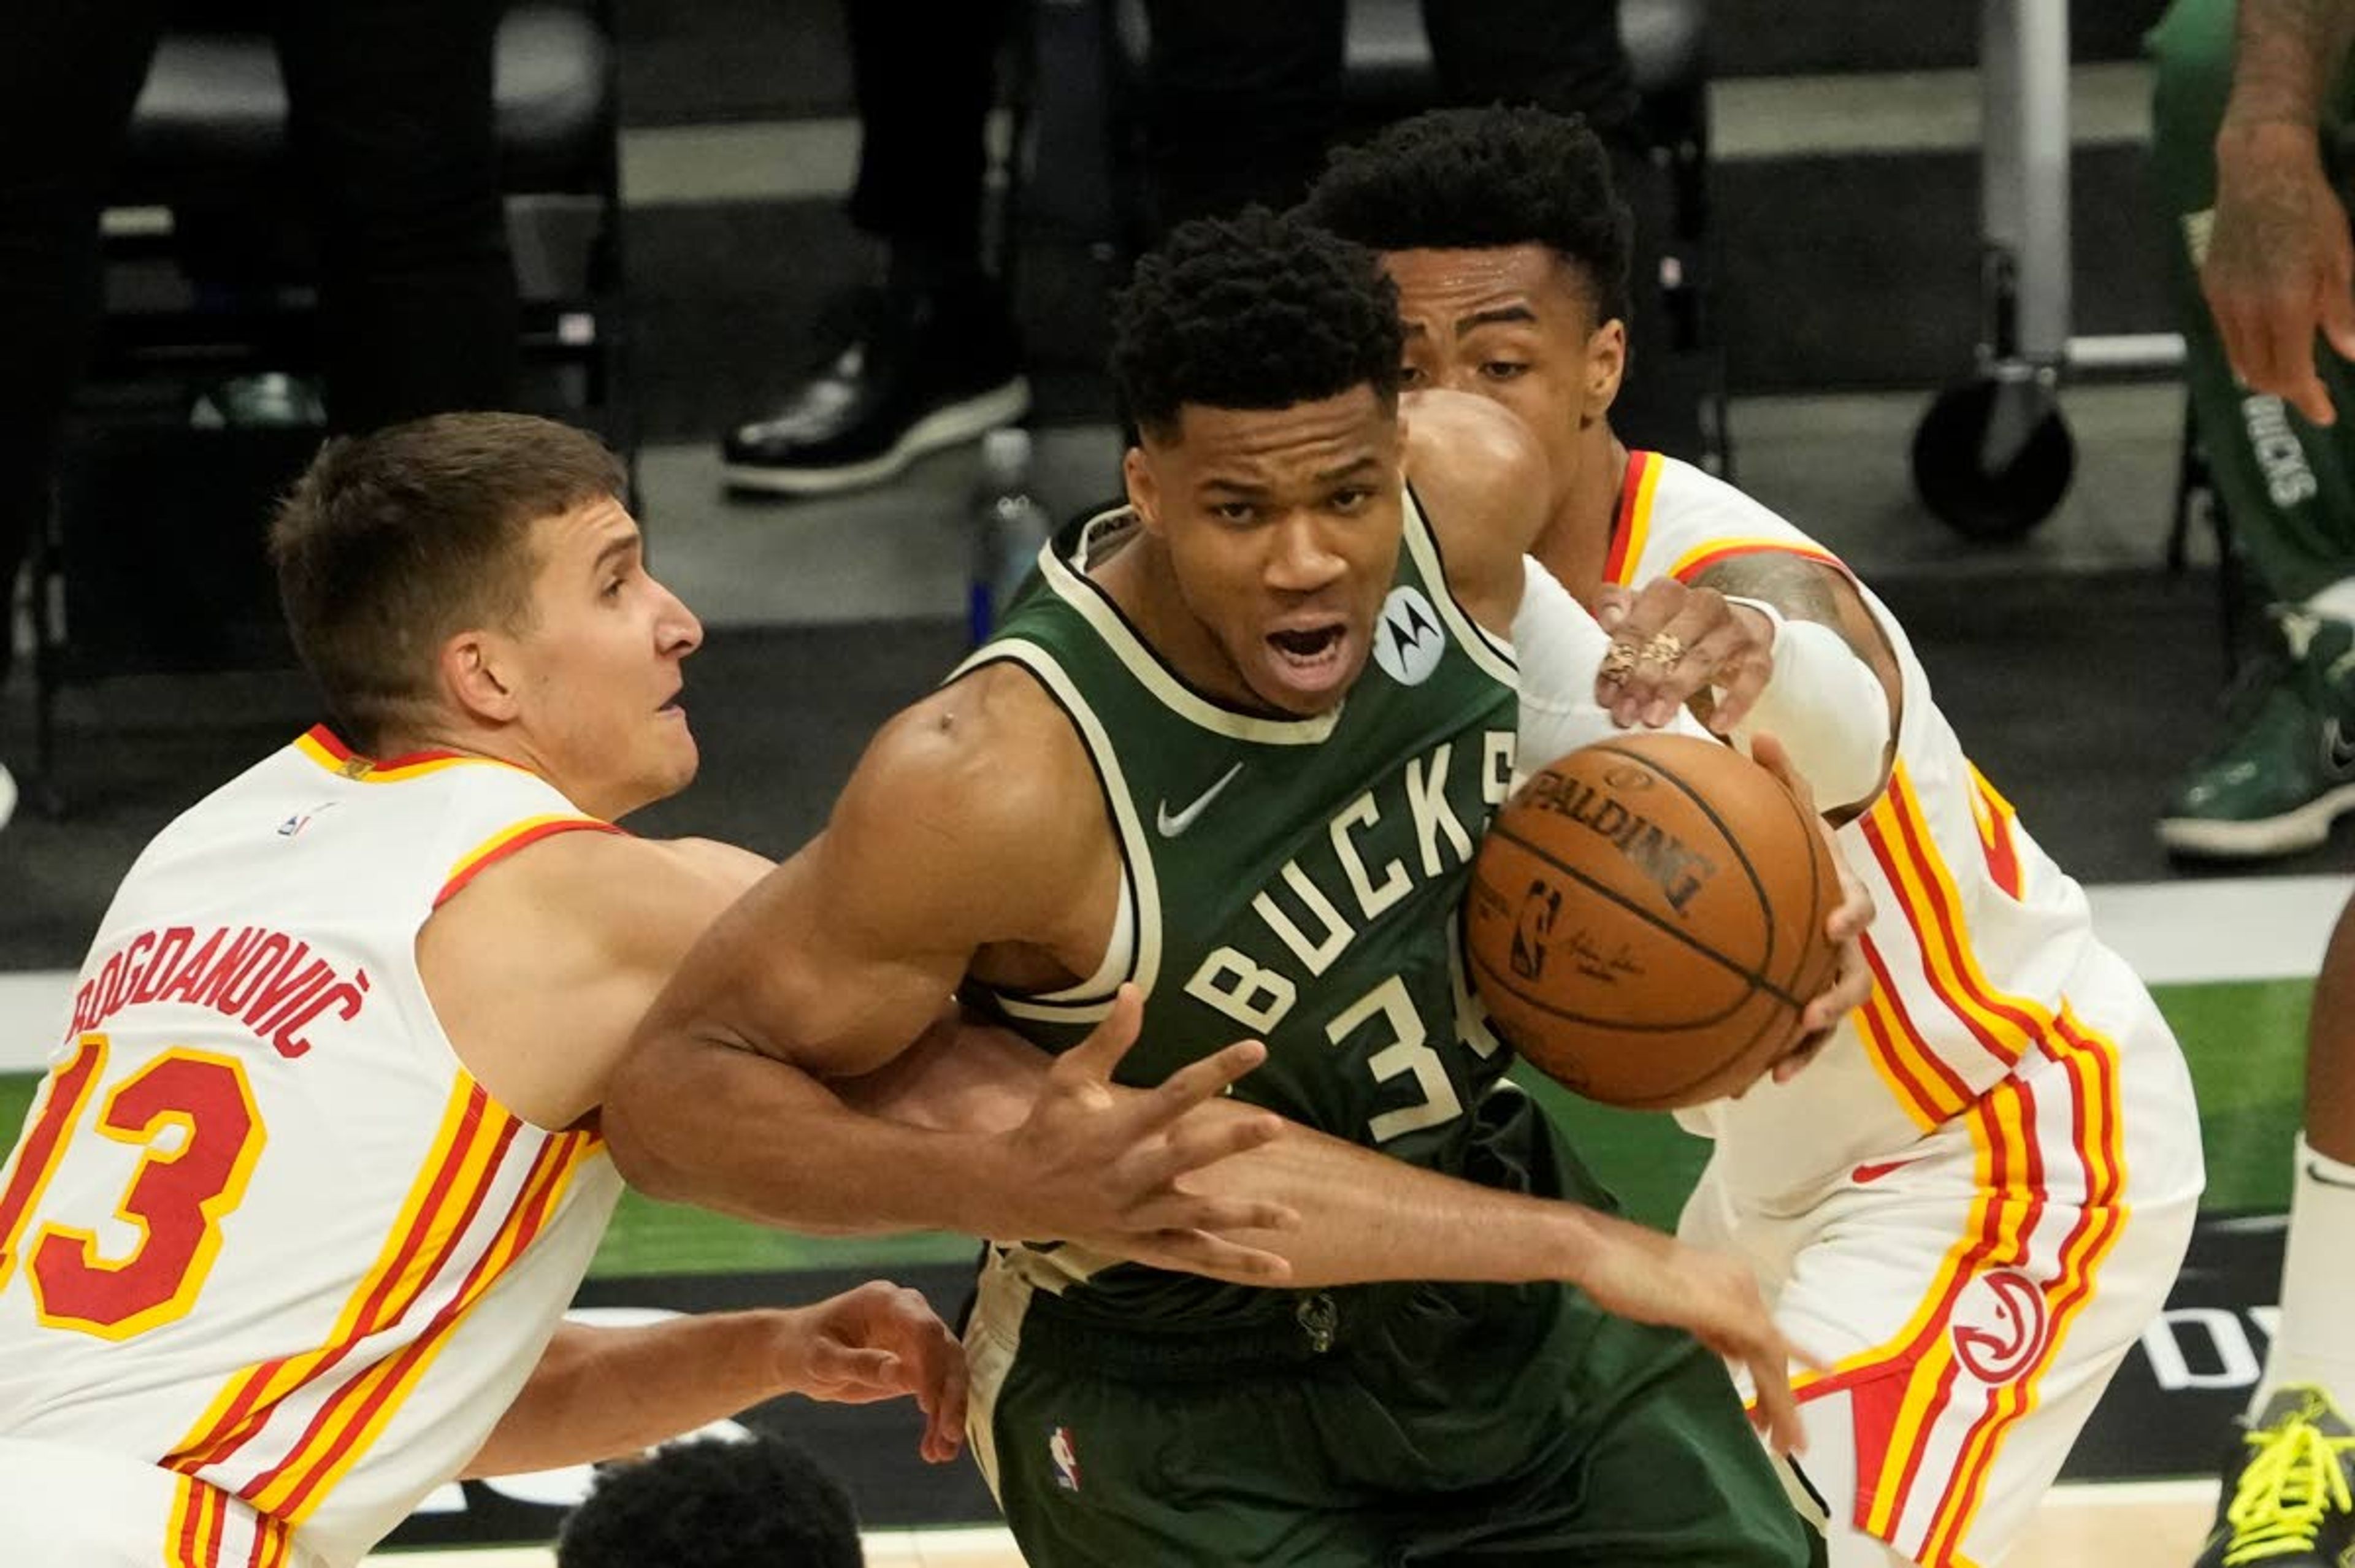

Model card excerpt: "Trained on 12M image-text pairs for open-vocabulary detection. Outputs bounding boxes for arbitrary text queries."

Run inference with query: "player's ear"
[440,628,522,725]
[1123,445,1163,536]
[1584,318,1627,424]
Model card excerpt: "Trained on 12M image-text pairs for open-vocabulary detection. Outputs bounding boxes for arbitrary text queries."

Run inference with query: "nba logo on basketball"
[1950,1268,2050,1384]
[1049,1426,1081,1491]
[1510,882,1561,980]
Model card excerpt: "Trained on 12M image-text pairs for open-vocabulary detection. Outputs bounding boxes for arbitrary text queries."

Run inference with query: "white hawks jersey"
[1601,453,2154,1197]
[0,727,624,1567]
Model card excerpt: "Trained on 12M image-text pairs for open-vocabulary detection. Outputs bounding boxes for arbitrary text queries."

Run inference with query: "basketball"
[1465,732,1842,1109]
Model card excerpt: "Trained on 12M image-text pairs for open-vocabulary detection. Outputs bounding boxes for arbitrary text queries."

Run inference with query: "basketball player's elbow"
[600,1077,695,1201]
[600,1033,718,1202]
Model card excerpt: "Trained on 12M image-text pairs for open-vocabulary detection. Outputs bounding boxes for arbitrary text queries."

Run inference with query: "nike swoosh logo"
[1157,762,1244,838]
[1851,1158,1920,1185]
[2308,1159,2355,1191]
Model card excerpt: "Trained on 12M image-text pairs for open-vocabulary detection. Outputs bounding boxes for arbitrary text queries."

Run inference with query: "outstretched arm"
[911,1020,1820,1453]
[600,673,1295,1279]
[464,1281,968,1474]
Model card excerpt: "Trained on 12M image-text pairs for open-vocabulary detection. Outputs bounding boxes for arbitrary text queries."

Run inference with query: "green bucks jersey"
[955,491,1520,1327]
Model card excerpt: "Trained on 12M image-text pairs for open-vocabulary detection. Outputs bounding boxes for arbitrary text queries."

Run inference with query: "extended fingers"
[1135,1230,1296,1286]
[1136,1106,1290,1187]
[1057,983,1145,1082]
[1135,1039,1269,1134]
[1132,1184,1300,1240]
[1748,1361,1809,1456]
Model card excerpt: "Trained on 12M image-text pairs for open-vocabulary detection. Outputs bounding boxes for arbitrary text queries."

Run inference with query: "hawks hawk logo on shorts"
[1049,1425,1081,1491]
[1372,586,1447,687]
[1950,1268,2050,1384]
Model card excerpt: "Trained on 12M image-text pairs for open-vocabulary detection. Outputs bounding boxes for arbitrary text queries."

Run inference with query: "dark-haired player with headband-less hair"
[1305,105,2207,1568]
[605,207,1876,1566]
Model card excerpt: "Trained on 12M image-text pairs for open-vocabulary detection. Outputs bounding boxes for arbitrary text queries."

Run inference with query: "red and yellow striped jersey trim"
[163,1472,294,1568]
[1912,1012,2126,1563]
[293,725,534,785]
[164,1078,521,1477]
[435,814,624,909]
[251,1126,602,1522]
[1602,450,1663,586]
[1860,762,2047,1089]
[1783,754,2131,1564]
[165,1470,226,1568]
[1666,537,1850,584]
[1966,764,2026,901]
[0,1034,107,1292]
[1853,939,1974,1131]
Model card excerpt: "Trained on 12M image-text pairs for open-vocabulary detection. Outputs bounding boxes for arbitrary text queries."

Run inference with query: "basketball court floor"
[357,1486,2220,1567]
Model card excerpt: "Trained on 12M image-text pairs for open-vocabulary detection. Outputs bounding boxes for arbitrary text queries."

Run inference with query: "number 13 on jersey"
[0,1033,266,1339]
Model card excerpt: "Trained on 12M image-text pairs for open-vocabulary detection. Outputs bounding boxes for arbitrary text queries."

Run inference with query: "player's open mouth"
[1265,623,1351,692]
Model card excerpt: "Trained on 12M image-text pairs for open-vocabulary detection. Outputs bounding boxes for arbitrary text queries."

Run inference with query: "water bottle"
[968,427,1055,645]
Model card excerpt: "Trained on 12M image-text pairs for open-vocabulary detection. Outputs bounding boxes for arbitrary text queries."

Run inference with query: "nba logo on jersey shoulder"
[1373,585,1447,687]
[278,801,340,837]
[1048,1425,1081,1491]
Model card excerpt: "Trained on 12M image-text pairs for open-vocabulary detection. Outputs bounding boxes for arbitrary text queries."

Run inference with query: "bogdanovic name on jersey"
[66,923,373,1062]
[1181,729,1518,1036]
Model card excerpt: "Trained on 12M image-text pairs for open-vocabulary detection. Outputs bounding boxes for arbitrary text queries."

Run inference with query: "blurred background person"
[0,0,518,830]
[2150,0,2355,860]
[719,0,1686,497]
[556,1430,865,1568]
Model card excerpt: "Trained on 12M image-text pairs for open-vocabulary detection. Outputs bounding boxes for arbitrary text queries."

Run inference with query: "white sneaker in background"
[0,762,16,833]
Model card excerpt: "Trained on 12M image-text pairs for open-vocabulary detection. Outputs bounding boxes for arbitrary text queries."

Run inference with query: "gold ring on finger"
[1639,631,1685,668]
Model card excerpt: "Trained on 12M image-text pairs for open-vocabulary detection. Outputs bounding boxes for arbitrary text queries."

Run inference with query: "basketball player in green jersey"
[602,208,1861,1563]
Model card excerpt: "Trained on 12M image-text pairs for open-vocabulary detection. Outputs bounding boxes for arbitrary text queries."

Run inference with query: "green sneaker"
[2160,610,2355,859]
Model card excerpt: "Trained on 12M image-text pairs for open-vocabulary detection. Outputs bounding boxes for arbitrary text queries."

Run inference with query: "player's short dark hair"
[270,411,626,754]
[1300,105,1634,327]
[1111,205,1404,444]
[555,1431,863,1568]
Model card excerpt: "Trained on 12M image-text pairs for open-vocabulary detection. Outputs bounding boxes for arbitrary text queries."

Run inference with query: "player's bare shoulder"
[833,660,1109,898]
[421,828,759,989]
[1400,388,1550,625]
[418,826,766,1127]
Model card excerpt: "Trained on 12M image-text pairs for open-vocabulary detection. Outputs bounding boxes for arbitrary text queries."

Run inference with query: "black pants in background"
[1136,0,1691,460]
[0,0,516,686]
[844,0,1024,282]
[1138,0,1637,227]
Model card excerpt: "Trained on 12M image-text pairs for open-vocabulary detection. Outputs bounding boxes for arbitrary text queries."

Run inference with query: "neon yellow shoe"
[2194,1386,2355,1566]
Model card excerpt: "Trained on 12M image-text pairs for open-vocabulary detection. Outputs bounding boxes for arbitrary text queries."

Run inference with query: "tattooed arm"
[2205,0,2355,421]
